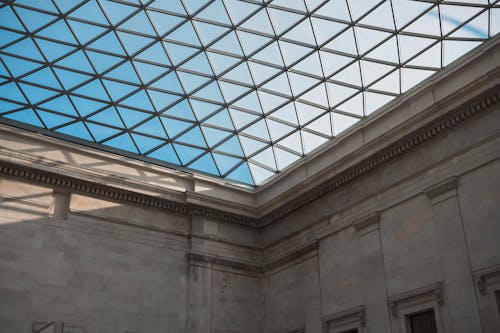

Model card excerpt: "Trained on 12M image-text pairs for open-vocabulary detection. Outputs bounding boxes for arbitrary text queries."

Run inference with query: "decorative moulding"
[187,251,263,273]
[388,282,444,318]
[264,241,319,272]
[473,264,500,295]
[353,212,380,234]
[424,177,458,201]
[322,305,366,333]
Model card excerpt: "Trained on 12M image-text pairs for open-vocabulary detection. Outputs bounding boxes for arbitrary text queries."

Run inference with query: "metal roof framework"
[0,0,499,186]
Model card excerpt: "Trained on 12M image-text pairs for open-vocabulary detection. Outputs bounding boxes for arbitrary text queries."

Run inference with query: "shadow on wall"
[0,187,191,333]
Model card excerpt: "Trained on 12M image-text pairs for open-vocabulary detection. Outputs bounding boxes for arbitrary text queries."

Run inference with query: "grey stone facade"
[1,35,500,333]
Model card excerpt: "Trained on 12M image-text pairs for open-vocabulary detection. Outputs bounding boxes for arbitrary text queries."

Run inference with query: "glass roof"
[0,0,498,186]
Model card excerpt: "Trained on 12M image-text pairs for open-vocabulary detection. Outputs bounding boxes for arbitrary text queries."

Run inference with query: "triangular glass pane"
[407,43,441,68]
[300,83,328,107]
[370,70,400,94]
[0,82,27,103]
[117,31,154,55]
[105,61,141,84]
[440,4,482,36]
[120,89,154,111]
[102,79,138,101]
[173,143,205,165]
[37,110,73,128]
[301,129,328,154]
[219,81,252,102]
[207,52,241,75]
[117,107,150,128]
[226,162,254,185]
[336,93,364,117]
[399,35,436,63]
[239,135,268,156]
[56,50,94,73]
[193,20,229,46]
[210,31,244,56]
[19,83,58,104]
[236,30,272,56]
[257,91,288,112]
[188,152,219,176]
[162,118,193,138]
[274,146,300,170]
[15,7,56,32]
[99,0,137,25]
[248,62,281,85]
[324,28,357,56]
[283,19,316,45]
[365,36,399,64]
[392,0,433,29]
[181,53,213,75]
[184,0,211,15]
[215,135,245,157]
[89,31,125,55]
[131,133,165,154]
[251,146,276,170]
[134,61,168,83]
[135,42,171,66]
[193,81,224,103]
[365,91,395,115]
[279,41,313,66]
[148,89,182,111]
[39,95,78,117]
[262,73,292,97]
[147,143,181,165]
[315,0,351,22]
[0,6,25,31]
[251,42,284,66]
[177,71,211,93]
[150,72,184,93]
[311,17,347,45]
[104,133,139,153]
[89,107,123,126]
[233,91,262,113]
[37,19,77,44]
[3,108,42,127]
[73,79,109,101]
[189,99,220,120]
[222,62,254,85]
[0,29,24,48]
[268,7,304,35]
[149,0,186,15]
[201,126,232,147]
[276,131,302,154]
[167,21,200,46]
[269,102,298,125]
[212,152,242,175]
[1,55,42,77]
[35,38,75,62]
[205,108,234,130]
[240,8,274,34]
[360,60,395,86]
[70,96,107,117]
[163,42,199,65]
[242,119,270,141]
[148,11,185,36]
[23,67,61,90]
[69,0,108,25]
[354,26,392,55]
[449,11,488,39]
[163,99,195,121]
[248,162,275,185]
[229,108,259,130]
[289,72,320,96]
[403,7,441,37]
[359,1,395,29]
[293,52,323,77]
[267,119,295,141]
[86,122,122,141]
[331,61,362,87]
[56,121,93,141]
[4,38,44,61]
[224,0,260,25]
[305,113,332,137]
[197,0,231,24]
[85,50,123,74]
[331,112,359,136]
[295,101,324,125]
[67,19,107,44]
[120,11,156,36]
[326,82,359,107]
[443,40,481,66]
[54,67,92,89]
[134,116,167,137]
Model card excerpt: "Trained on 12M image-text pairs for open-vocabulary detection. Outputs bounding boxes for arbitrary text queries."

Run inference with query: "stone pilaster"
[425,177,482,332]
[354,213,391,332]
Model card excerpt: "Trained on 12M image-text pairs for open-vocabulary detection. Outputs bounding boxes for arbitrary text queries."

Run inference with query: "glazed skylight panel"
[0,0,498,186]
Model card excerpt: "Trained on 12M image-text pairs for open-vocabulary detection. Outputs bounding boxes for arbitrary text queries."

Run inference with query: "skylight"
[0,0,498,186]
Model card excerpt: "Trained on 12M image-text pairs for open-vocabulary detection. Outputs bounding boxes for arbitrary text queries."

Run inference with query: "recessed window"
[495,290,500,317]
[408,309,438,333]
[339,329,358,333]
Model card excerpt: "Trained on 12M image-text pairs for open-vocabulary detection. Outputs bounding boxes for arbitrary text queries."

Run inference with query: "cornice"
[0,162,257,227]
[258,89,500,226]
